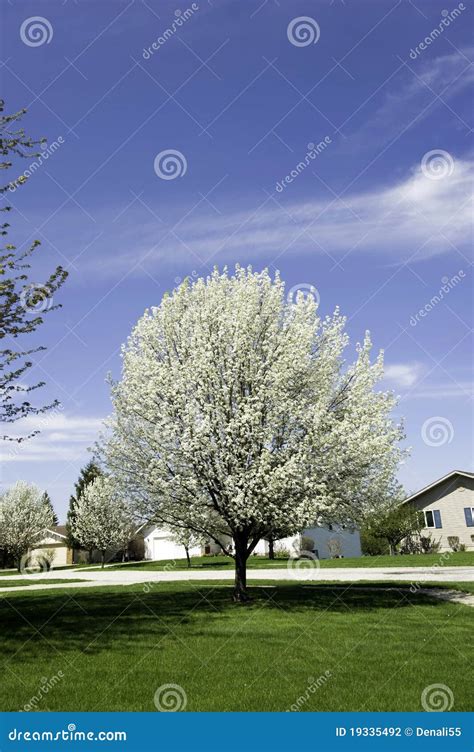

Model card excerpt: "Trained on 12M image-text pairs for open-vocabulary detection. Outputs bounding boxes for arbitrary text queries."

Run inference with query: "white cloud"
[0,413,104,463]
[384,362,424,388]
[94,155,473,275]
[402,381,474,400]
[345,48,474,151]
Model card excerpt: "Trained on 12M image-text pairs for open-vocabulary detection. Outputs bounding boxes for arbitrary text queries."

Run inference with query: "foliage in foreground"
[0,100,67,441]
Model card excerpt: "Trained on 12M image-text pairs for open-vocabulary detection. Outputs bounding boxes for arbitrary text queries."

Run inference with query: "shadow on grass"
[0,583,446,663]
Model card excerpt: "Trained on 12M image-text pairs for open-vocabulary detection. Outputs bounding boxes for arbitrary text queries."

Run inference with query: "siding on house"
[404,471,474,551]
[29,529,72,567]
[252,525,361,559]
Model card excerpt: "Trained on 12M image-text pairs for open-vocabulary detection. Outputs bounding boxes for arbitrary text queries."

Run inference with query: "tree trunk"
[185,545,191,568]
[101,551,105,569]
[233,535,250,603]
[268,537,275,560]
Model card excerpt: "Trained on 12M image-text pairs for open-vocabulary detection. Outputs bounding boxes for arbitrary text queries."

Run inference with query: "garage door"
[152,536,187,561]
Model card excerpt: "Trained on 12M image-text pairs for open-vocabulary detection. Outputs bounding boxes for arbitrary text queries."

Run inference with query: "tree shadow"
[0,582,447,664]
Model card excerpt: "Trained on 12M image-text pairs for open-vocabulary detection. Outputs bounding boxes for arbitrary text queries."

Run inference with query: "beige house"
[29,526,73,568]
[403,470,474,552]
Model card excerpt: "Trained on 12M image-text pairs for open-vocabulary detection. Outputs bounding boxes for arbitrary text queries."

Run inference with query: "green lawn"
[104,550,474,572]
[0,564,93,576]
[0,581,471,712]
[0,579,88,588]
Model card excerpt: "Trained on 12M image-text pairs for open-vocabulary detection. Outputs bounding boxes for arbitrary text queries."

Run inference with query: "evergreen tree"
[41,491,58,527]
[66,461,102,549]
[0,100,68,441]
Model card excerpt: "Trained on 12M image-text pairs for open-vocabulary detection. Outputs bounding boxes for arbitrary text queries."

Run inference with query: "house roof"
[402,470,474,506]
[44,525,67,540]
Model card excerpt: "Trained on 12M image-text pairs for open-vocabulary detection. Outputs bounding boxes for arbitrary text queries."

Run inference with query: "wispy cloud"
[0,413,104,463]
[85,154,473,277]
[402,381,473,400]
[384,362,424,388]
[344,48,474,150]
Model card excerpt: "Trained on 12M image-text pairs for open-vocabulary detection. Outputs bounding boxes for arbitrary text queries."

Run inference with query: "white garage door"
[152,536,188,561]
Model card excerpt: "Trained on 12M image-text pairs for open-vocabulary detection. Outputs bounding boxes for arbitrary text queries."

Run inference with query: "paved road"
[0,565,472,594]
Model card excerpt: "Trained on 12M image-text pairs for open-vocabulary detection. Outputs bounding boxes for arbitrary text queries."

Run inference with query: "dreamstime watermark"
[20,283,55,315]
[8,725,127,742]
[154,683,187,711]
[18,551,54,579]
[143,560,176,593]
[21,672,65,712]
[286,551,321,580]
[275,137,332,193]
[409,4,466,59]
[421,417,454,447]
[410,550,454,593]
[154,149,187,180]
[409,271,465,327]
[174,270,199,285]
[421,149,454,180]
[8,136,65,192]
[287,671,332,711]
[20,16,53,47]
[287,17,320,47]
[421,683,454,711]
[287,283,320,308]
[142,5,199,59]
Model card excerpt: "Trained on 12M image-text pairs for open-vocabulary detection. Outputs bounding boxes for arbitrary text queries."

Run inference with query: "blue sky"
[1,0,472,522]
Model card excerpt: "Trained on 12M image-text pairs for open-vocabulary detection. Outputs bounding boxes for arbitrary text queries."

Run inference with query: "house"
[252,524,362,560]
[31,526,145,567]
[142,525,201,561]
[143,523,361,561]
[29,526,73,568]
[402,470,474,552]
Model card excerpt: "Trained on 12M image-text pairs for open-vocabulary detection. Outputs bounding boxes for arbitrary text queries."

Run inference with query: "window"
[423,510,442,529]
[464,508,474,527]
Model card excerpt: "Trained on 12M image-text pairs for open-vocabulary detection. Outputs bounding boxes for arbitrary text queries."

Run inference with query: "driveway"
[0,565,472,593]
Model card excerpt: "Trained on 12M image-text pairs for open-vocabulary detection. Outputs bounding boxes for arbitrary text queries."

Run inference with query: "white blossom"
[72,476,136,566]
[0,481,54,569]
[100,267,404,598]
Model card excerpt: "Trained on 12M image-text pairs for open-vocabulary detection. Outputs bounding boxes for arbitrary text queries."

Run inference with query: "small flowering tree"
[0,481,54,570]
[72,476,136,567]
[102,267,404,601]
[169,526,203,567]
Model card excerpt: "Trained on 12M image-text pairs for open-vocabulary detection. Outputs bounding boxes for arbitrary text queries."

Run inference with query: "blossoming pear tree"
[72,476,136,567]
[0,480,54,570]
[102,267,404,601]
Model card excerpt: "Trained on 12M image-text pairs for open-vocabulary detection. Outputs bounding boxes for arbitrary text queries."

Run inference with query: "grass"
[104,550,474,572]
[0,563,95,576]
[0,579,88,588]
[0,580,471,712]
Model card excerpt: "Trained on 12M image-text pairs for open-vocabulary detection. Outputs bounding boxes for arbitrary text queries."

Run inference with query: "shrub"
[419,535,440,554]
[447,536,460,552]
[300,536,315,553]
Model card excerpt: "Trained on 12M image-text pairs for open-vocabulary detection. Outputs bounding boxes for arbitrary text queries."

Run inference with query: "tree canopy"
[71,476,136,567]
[66,460,103,549]
[0,480,54,570]
[101,267,404,601]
